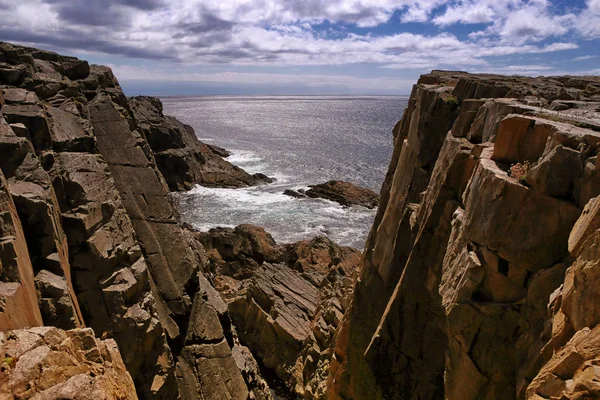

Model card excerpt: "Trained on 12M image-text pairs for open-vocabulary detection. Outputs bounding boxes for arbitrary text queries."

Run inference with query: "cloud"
[432,2,495,26]
[572,55,597,61]
[0,0,592,75]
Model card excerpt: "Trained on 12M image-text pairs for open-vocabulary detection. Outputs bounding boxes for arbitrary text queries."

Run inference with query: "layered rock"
[0,41,263,400]
[196,225,361,398]
[129,96,273,191]
[0,326,138,399]
[285,181,379,209]
[328,71,600,400]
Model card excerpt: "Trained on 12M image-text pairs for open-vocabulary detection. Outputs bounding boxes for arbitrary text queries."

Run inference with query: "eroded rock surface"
[328,70,600,400]
[0,326,138,400]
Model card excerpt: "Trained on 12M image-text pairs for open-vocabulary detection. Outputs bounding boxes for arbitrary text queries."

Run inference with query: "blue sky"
[1,0,599,94]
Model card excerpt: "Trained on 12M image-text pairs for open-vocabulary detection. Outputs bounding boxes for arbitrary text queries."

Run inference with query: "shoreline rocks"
[284,180,380,209]
[129,96,274,191]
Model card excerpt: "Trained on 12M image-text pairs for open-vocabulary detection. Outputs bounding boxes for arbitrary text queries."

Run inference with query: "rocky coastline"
[2,41,600,400]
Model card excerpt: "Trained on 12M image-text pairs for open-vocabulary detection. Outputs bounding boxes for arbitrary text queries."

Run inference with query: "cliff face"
[4,40,600,400]
[0,42,266,399]
[328,71,600,399]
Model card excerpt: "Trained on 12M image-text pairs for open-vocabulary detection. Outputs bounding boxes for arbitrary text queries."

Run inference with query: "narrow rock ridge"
[328,71,600,399]
[0,41,268,399]
[284,181,380,209]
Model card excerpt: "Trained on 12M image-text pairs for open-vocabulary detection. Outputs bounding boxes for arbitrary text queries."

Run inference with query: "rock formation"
[129,96,273,191]
[285,181,380,209]
[4,40,600,400]
[327,71,600,400]
[196,225,361,398]
[0,41,268,400]
[0,326,138,399]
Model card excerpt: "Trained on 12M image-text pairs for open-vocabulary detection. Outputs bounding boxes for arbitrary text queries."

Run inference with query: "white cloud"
[572,55,597,61]
[0,0,592,79]
[432,2,496,26]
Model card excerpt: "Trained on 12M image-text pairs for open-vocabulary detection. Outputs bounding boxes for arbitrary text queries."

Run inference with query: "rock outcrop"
[328,71,600,400]
[0,326,138,399]
[285,181,379,209]
[0,41,267,400]
[129,96,273,191]
[196,225,361,398]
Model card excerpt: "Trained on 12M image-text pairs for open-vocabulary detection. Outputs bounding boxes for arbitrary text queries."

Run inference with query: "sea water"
[161,95,409,249]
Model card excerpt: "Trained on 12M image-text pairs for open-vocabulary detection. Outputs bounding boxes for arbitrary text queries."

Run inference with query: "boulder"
[304,180,379,208]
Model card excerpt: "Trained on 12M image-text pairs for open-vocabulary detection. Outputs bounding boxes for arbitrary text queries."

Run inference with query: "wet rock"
[304,180,379,209]
[283,189,307,198]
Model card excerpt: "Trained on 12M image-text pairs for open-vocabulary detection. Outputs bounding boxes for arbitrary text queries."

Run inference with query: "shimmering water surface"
[161,95,408,249]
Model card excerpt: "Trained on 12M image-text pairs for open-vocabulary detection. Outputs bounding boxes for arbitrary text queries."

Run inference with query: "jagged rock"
[198,224,361,398]
[328,70,600,400]
[129,96,274,190]
[0,169,43,330]
[196,224,281,279]
[34,269,82,330]
[302,180,379,208]
[0,326,138,399]
[283,189,307,198]
[525,144,584,199]
[0,41,258,400]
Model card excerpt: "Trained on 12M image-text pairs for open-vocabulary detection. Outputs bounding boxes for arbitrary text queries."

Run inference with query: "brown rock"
[328,70,600,400]
[304,180,379,208]
[0,169,43,330]
[0,326,138,399]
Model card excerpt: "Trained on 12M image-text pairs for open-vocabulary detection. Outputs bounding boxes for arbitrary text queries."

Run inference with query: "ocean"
[161,95,409,249]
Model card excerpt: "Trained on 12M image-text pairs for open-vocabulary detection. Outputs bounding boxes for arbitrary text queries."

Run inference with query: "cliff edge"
[328,71,600,400]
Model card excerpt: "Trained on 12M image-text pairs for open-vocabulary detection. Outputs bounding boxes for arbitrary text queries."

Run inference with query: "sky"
[0,0,599,95]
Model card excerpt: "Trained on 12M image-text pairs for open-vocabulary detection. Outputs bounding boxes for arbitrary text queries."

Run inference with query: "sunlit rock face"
[327,71,600,400]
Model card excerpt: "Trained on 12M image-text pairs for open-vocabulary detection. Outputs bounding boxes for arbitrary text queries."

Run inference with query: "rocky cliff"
[327,71,600,399]
[4,40,600,400]
[0,41,270,399]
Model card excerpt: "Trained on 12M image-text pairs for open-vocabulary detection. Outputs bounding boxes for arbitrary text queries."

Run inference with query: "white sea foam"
[226,150,263,165]
[189,185,292,206]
